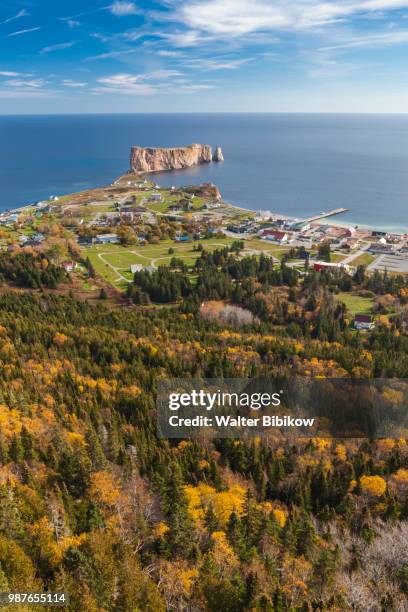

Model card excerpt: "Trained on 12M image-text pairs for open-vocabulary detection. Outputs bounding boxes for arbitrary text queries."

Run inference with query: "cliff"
[130,143,213,173]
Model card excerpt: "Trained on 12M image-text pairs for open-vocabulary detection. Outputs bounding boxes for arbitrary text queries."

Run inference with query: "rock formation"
[184,183,222,201]
[130,143,213,173]
[213,146,224,162]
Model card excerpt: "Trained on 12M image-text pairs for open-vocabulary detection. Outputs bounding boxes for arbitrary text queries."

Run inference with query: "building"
[32,232,45,243]
[313,261,351,273]
[354,314,375,331]
[260,229,288,244]
[77,236,93,246]
[290,221,311,232]
[149,193,162,202]
[62,261,78,273]
[95,233,119,244]
[130,264,144,274]
[175,234,190,242]
[368,243,395,254]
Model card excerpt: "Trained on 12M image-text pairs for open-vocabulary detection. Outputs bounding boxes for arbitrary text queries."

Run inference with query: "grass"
[351,252,375,267]
[330,253,348,263]
[336,292,374,316]
[102,251,150,269]
[82,237,235,286]
[243,238,292,260]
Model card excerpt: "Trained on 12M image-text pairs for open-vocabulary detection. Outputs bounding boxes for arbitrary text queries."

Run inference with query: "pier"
[305,208,349,223]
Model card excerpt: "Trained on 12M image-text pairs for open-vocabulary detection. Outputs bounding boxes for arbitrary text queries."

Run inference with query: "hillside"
[0,245,407,609]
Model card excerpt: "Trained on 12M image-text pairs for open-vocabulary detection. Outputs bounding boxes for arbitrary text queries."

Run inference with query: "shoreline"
[4,173,408,237]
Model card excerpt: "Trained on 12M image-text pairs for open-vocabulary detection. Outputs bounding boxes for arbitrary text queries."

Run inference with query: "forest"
[0,248,407,610]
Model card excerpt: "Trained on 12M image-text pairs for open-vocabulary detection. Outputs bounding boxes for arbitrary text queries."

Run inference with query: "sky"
[1,0,408,113]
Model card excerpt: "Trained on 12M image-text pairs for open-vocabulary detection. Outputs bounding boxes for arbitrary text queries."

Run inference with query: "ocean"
[1,113,408,231]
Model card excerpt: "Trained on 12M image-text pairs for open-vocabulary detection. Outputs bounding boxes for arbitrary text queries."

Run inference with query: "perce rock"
[130,143,213,173]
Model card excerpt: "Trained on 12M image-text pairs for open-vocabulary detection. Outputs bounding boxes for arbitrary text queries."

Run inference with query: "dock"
[305,208,349,223]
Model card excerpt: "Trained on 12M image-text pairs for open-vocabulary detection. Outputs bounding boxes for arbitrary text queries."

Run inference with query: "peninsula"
[130,143,223,173]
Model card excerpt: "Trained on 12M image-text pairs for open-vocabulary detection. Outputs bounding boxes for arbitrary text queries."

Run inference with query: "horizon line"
[2,110,408,117]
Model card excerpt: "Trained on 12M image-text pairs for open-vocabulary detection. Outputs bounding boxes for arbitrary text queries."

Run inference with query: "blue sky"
[1,0,408,113]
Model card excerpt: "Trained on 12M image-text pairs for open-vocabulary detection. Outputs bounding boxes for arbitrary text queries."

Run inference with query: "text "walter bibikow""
[167,390,315,428]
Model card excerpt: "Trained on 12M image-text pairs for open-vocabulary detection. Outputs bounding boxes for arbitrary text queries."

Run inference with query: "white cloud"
[6,27,41,38]
[41,41,76,54]
[0,9,28,25]
[157,49,185,57]
[65,19,81,28]
[0,71,21,77]
[178,83,215,93]
[95,73,156,94]
[84,49,138,61]
[62,79,87,87]
[5,78,44,88]
[158,29,211,47]
[184,57,251,70]
[145,69,184,79]
[321,29,408,50]
[109,2,139,17]
[166,0,408,38]
[91,32,112,43]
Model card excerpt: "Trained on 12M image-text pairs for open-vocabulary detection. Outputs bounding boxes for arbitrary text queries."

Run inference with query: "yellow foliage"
[180,568,198,595]
[155,522,169,538]
[53,332,69,346]
[66,431,87,447]
[360,475,386,497]
[335,444,347,462]
[184,483,245,527]
[312,438,330,452]
[272,508,287,528]
[90,471,120,507]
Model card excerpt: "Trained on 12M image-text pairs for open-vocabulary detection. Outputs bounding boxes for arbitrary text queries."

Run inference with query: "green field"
[350,252,375,267]
[82,238,235,285]
[336,292,374,316]
[82,236,295,287]
[331,253,348,263]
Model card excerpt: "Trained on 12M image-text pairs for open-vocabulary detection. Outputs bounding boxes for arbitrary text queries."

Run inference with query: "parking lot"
[367,253,408,274]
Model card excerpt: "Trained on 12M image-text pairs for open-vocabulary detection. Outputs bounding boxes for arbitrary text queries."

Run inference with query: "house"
[354,314,375,331]
[260,229,288,244]
[32,232,45,243]
[368,243,395,254]
[77,236,93,246]
[18,235,29,244]
[149,194,162,202]
[313,261,351,273]
[130,264,144,274]
[62,261,78,273]
[95,233,119,244]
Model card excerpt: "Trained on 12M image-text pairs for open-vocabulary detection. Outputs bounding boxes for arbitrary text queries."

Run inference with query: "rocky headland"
[130,143,223,173]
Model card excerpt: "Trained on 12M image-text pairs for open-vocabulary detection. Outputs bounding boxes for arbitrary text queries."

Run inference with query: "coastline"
[4,170,408,237]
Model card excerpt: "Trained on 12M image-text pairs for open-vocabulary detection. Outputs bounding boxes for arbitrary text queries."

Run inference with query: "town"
[1,173,407,332]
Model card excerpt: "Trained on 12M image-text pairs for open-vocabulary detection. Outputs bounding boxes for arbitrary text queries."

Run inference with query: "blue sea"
[1,113,408,231]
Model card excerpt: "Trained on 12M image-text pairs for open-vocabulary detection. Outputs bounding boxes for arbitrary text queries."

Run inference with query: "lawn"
[330,253,348,263]
[350,252,375,267]
[336,292,374,316]
[82,237,235,286]
[243,239,292,260]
